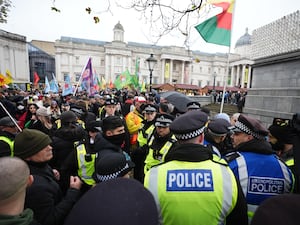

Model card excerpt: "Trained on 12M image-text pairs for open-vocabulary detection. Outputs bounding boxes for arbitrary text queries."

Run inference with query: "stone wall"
[244,50,300,126]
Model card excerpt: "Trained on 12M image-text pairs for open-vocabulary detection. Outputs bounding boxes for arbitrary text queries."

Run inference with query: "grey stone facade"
[244,50,300,125]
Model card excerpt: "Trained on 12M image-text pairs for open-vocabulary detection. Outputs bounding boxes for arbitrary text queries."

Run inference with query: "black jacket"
[165,143,248,225]
[25,161,81,225]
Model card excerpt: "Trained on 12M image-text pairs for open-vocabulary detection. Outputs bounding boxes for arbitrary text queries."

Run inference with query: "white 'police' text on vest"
[167,169,214,191]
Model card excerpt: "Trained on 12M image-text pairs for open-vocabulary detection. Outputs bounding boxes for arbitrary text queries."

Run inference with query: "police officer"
[144,113,177,174]
[133,103,157,182]
[225,114,294,224]
[144,110,248,225]
[0,116,19,157]
[204,118,232,157]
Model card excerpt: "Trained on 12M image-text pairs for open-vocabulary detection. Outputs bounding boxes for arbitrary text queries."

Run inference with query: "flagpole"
[73,57,91,96]
[220,0,236,113]
[220,47,231,113]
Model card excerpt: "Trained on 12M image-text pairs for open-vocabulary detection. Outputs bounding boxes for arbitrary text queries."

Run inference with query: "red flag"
[34,72,40,85]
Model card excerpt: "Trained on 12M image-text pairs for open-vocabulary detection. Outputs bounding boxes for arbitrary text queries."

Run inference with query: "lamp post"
[146,53,157,93]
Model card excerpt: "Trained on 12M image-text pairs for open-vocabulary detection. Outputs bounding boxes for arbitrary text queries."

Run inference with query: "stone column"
[230,66,234,86]
[169,59,173,83]
[161,59,165,83]
[181,61,185,83]
[236,65,240,86]
[111,55,114,82]
[247,66,252,88]
[241,64,246,88]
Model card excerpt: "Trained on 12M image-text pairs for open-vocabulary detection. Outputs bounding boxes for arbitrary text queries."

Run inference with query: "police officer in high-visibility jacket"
[144,111,248,225]
[0,116,19,157]
[225,114,294,224]
[144,113,177,174]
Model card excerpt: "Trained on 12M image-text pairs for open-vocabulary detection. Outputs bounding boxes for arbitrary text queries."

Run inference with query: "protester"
[50,111,87,193]
[27,106,55,135]
[13,129,82,225]
[225,114,294,224]
[0,157,39,225]
[64,178,158,225]
[144,110,248,225]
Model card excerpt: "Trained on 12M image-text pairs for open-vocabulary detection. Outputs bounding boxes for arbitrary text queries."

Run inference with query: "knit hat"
[64,178,158,225]
[101,116,124,133]
[36,107,50,117]
[14,129,52,159]
[94,152,135,183]
[268,124,295,144]
[60,111,77,124]
[170,110,208,140]
[229,114,268,140]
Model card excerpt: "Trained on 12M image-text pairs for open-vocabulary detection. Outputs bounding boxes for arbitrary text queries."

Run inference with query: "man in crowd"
[14,129,82,225]
[225,114,294,223]
[144,110,248,225]
[0,157,38,225]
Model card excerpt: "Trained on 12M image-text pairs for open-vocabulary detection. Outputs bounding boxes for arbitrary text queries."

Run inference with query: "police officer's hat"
[229,114,268,140]
[186,101,201,110]
[155,114,174,127]
[207,118,231,136]
[143,104,157,113]
[105,97,117,106]
[0,116,16,127]
[170,111,208,140]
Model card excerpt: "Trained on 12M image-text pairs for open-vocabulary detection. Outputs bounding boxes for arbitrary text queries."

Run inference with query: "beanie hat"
[14,129,52,159]
[60,111,77,124]
[268,124,295,144]
[64,178,158,225]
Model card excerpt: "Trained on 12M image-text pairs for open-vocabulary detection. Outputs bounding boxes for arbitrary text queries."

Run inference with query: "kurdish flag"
[195,0,234,46]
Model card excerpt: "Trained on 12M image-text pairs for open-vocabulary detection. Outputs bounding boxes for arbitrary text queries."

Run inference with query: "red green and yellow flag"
[195,0,234,46]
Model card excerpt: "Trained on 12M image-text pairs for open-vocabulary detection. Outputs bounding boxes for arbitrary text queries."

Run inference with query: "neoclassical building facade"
[54,21,252,90]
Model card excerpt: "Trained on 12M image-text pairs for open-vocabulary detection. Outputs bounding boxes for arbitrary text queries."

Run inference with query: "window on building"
[207,80,210,86]
[173,63,177,71]
[218,67,221,73]
[63,74,69,81]
[116,57,122,65]
[208,67,211,73]
[200,67,202,73]
[198,80,202,87]
[75,56,79,64]
[191,65,194,72]
[101,59,105,66]
[75,73,81,82]
[217,81,221,86]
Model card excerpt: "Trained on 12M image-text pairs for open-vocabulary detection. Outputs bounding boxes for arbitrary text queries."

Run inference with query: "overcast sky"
[1,0,299,53]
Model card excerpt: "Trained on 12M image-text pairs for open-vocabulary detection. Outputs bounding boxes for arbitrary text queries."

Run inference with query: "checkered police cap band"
[174,126,206,140]
[96,163,130,182]
[234,121,265,140]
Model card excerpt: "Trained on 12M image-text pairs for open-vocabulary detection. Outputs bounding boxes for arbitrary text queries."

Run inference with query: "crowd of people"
[0,86,299,225]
